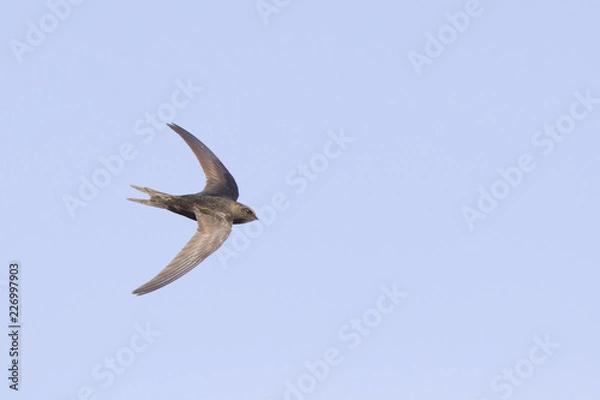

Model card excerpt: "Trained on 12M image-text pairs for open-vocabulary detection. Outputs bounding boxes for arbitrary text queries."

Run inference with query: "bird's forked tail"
[127,185,172,209]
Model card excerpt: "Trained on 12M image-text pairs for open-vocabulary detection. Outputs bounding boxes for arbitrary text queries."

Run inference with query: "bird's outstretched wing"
[167,123,239,200]
[132,212,232,295]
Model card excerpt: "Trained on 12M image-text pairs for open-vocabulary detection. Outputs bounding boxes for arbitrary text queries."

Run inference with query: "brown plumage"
[128,123,258,295]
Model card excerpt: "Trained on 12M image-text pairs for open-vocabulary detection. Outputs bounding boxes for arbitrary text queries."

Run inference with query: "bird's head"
[232,203,258,224]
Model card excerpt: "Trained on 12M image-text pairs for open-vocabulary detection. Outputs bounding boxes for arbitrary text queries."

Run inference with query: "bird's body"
[128,123,257,296]
[129,188,245,223]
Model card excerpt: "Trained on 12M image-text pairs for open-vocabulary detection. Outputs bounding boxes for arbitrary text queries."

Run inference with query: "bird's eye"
[245,209,254,215]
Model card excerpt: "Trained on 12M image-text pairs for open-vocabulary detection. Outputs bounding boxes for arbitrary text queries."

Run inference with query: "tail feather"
[127,185,171,209]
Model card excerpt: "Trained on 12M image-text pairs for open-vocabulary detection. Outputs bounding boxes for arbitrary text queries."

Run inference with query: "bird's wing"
[132,212,232,295]
[167,123,239,200]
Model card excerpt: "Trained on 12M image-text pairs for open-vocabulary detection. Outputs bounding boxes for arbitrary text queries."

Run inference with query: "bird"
[128,123,258,295]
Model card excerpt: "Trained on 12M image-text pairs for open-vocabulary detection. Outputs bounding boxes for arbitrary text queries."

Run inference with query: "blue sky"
[1,0,599,399]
